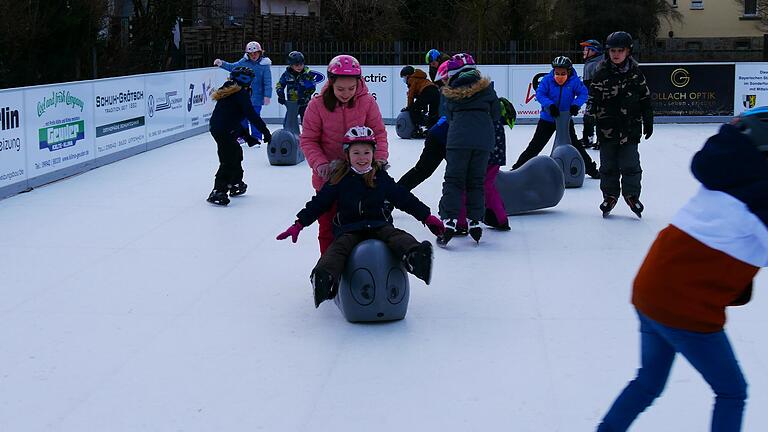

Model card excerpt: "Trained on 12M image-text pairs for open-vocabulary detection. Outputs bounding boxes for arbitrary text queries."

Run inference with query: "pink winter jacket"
[300,79,389,190]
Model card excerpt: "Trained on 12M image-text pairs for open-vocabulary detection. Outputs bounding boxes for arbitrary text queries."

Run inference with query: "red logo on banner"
[525,83,537,104]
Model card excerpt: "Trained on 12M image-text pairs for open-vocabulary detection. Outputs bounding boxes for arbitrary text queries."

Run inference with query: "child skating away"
[511,56,600,179]
[596,108,768,432]
[275,51,323,124]
[206,67,272,206]
[276,126,445,307]
[437,53,500,245]
[579,39,603,149]
[587,31,653,218]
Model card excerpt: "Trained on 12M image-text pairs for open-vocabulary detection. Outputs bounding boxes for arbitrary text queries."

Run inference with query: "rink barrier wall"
[0,62,765,200]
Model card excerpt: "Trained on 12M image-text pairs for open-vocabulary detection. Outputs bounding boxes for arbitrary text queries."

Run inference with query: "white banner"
[362,66,396,120]
[93,77,146,157]
[184,68,218,130]
[25,83,94,177]
[145,72,186,141]
[0,91,27,188]
[734,63,768,115]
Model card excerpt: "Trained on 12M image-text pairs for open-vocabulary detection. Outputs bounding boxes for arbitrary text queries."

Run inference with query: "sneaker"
[206,189,230,206]
[600,195,618,218]
[437,219,456,246]
[229,181,248,196]
[468,220,483,243]
[624,195,644,218]
[404,241,434,284]
[310,269,336,308]
[484,208,511,231]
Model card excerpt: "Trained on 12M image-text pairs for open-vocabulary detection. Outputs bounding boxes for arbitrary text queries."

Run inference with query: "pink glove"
[277,222,304,243]
[424,215,445,236]
[315,163,331,180]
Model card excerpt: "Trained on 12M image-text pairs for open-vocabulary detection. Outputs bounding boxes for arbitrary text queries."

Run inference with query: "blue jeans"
[241,103,263,140]
[598,310,747,432]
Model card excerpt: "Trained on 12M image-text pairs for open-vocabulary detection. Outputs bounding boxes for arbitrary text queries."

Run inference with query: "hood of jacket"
[211,81,242,101]
[240,54,272,66]
[442,76,492,101]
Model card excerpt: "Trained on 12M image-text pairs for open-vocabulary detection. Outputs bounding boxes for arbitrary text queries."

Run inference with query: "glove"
[549,105,560,118]
[244,135,261,147]
[376,160,390,171]
[643,123,653,140]
[278,97,286,105]
[569,105,579,116]
[276,222,303,243]
[424,215,445,236]
[262,131,272,144]
[316,163,331,180]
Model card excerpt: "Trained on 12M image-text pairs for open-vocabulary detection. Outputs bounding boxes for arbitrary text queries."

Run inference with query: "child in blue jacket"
[275,51,323,124]
[511,56,599,178]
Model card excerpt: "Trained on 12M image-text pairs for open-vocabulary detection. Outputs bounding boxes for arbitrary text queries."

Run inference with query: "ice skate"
[484,208,511,231]
[468,220,482,243]
[404,241,434,284]
[228,181,248,197]
[624,195,644,218]
[310,269,336,308]
[436,219,456,246]
[206,189,230,206]
[600,195,618,218]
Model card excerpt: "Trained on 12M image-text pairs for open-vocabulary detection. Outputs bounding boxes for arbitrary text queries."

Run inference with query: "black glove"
[262,131,272,144]
[643,122,653,140]
[278,97,286,105]
[569,105,579,116]
[549,105,560,118]
[243,135,260,147]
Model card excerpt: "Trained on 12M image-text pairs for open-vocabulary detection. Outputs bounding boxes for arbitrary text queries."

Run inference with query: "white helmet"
[246,41,262,53]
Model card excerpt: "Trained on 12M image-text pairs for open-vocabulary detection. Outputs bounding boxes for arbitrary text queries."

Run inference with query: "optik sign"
[187,80,212,112]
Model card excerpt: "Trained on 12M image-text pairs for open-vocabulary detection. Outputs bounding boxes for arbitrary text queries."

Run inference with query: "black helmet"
[230,66,255,87]
[287,51,305,66]
[732,107,768,153]
[605,31,633,50]
[551,56,573,71]
[400,66,415,77]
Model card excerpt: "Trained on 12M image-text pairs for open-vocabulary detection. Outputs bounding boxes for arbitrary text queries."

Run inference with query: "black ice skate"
[404,241,434,285]
[600,195,618,218]
[484,208,511,231]
[229,182,248,196]
[206,189,230,206]
[310,269,336,308]
[624,195,644,219]
[469,220,483,243]
[436,219,457,246]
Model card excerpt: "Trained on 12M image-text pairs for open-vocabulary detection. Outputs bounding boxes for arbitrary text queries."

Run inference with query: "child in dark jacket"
[275,51,323,124]
[512,56,600,178]
[206,67,272,206]
[597,108,768,432]
[437,53,501,245]
[277,126,445,308]
[587,31,654,218]
[400,66,441,136]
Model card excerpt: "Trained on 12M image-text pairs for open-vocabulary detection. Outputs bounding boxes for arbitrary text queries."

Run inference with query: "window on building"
[690,0,703,9]
[744,0,758,16]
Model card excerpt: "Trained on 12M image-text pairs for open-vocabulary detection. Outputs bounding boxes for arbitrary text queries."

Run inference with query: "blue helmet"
[425,49,441,64]
[733,106,768,152]
[230,66,255,87]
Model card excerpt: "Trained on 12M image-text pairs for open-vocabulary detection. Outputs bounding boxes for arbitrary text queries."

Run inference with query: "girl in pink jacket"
[300,54,389,253]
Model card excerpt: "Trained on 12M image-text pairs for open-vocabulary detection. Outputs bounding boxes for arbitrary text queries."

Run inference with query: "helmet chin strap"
[351,165,373,175]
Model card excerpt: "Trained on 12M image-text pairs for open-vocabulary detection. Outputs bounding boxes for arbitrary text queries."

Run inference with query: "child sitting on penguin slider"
[277,126,445,307]
[206,66,272,206]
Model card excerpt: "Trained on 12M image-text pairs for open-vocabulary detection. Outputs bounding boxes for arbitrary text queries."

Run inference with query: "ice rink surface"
[1,123,766,431]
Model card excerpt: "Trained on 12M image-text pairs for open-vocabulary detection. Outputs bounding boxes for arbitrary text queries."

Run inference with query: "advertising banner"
[0,91,27,188]
[644,64,734,116]
[93,77,146,157]
[509,65,551,119]
[734,63,768,115]
[184,68,218,130]
[25,83,94,178]
[145,72,186,142]
[362,66,396,120]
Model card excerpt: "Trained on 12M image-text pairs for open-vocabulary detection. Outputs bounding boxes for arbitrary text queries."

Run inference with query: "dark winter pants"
[512,119,595,170]
[439,148,490,221]
[598,310,747,432]
[599,140,642,198]
[397,121,448,191]
[313,225,420,280]
[212,130,244,191]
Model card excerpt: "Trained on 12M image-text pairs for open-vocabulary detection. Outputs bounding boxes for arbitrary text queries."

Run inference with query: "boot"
[586,162,601,179]
[484,208,510,231]
[455,222,469,237]
[468,220,483,243]
[206,189,230,206]
[229,181,248,196]
[624,195,644,219]
[310,269,336,308]
[437,219,456,246]
[600,195,618,218]
[404,241,434,284]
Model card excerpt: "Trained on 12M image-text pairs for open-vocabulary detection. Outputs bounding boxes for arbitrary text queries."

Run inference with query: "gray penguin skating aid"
[550,114,585,188]
[495,155,565,215]
[395,111,417,139]
[267,100,305,166]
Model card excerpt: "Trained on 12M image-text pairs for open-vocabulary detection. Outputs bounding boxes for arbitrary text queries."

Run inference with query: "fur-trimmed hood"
[442,76,492,100]
[212,81,243,101]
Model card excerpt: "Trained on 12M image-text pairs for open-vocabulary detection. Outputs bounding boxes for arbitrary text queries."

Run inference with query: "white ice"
[0,124,766,432]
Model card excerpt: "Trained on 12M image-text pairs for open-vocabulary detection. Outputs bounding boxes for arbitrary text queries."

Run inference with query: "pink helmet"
[435,61,450,82]
[343,126,376,151]
[445,53,477,78]
[246,41,262,53]
[328,54,362,78]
